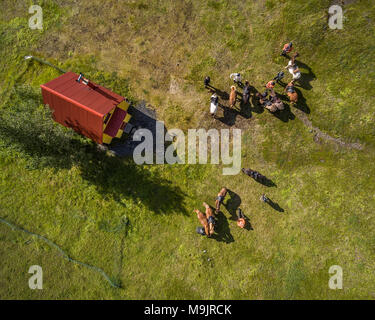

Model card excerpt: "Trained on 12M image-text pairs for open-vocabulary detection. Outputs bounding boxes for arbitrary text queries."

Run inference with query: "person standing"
[281,42,293,57]
[285,60,301,81]
[273,71,285,85]
[210,92,219,117]
[236,208,246,228]
[260,194,269,203]
[204,76,211,88]
[242,80,251,105]
[266,80,276,90]
[215,187,228,213]
[230,72,242,85]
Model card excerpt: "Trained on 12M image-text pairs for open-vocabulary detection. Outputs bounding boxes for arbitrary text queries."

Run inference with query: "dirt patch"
[294,109,364,151]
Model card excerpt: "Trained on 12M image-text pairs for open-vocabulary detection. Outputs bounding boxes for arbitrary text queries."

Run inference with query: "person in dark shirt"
[242,168,265,182]
[242,80,251,105]
[204,76,211,87]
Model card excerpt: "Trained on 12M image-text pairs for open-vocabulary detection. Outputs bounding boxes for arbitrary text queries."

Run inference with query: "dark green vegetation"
[0,0,374,299]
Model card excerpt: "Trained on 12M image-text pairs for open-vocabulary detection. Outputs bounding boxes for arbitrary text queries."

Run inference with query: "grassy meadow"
[0,0,375,299]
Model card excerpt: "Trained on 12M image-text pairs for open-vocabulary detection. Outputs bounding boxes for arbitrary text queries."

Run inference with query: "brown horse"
[203,202,215,236]
[215,187,228,213]
[285,81,298,105]
[229,86,237,108]
[194,209,210,236]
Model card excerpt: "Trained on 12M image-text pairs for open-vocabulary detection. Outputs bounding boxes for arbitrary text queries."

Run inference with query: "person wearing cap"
[281,42,293,57]
[236,208,246,228]
[266,80,276,90]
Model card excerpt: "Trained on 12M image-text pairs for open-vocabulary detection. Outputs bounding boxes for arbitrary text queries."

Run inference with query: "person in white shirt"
[210,92,219,117]
[230,72,242,84]
[286,60,301,80]
[285,53,301,81]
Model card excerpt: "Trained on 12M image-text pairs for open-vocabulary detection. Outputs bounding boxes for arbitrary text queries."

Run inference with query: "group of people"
[194,187,248,237]
[195,43,301,237]
[205,42,301,117]
[257,42,302,112]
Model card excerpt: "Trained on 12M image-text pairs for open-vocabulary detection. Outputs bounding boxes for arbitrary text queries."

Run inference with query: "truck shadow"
[0,98,187,216]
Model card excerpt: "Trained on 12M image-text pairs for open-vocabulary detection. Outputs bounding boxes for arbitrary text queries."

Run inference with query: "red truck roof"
[40,72,125,144]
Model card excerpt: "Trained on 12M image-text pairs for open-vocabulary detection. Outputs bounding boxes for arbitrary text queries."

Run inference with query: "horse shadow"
[224,189,242,221]
[211,211,234,243]
[271,103,295,122]
[276,81,310,114]
[293,87,310,114]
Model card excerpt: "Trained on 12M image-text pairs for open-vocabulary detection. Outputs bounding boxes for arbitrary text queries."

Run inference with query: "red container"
[40,72,126,144]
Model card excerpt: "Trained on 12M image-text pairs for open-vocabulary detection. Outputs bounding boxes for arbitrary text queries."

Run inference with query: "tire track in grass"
[0,217,122,289]
[294,109,365,151]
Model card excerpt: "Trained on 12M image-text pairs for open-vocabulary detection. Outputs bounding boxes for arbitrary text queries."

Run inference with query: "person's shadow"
[224,189,242,220]
[249,87,265,114]
[211,211,234,243]
[264,197,284,212]
[237,92,252,119]
[217,104,239,127]
[212,87,230,101]
[242,212,254,231]
[258,176,277,187]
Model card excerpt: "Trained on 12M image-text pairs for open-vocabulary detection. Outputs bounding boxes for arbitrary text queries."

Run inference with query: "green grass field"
[1,0,375,299]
